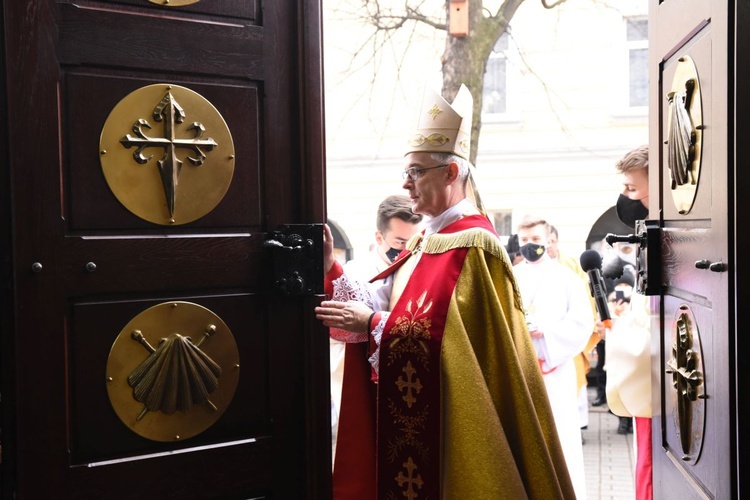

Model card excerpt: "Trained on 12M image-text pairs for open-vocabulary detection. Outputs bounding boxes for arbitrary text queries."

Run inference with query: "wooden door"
[0,0,331,498]
[648,0,747,497]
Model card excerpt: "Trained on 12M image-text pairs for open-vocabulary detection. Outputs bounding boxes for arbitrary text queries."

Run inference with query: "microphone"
[580,249,612,328]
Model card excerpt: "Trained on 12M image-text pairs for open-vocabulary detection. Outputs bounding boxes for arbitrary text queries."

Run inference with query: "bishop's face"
[401,152,452,218]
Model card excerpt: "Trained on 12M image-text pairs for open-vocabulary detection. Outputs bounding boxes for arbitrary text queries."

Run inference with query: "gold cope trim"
[665,55,703,215]
[106,301,240,442]
[666,304,705,464]
[149,0,201,6]
[100,84,235,225]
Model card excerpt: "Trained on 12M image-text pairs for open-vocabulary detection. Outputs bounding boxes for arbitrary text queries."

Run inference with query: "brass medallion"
[665,55,703,214]
[100,84,234,225]
[666,304,705,464]
[106,301,240,442]
[148,0,202,7]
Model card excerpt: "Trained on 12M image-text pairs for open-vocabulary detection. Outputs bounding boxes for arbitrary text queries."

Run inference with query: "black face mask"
[520,242,546,263]
[616,193,648,228]
[385,247,402,262]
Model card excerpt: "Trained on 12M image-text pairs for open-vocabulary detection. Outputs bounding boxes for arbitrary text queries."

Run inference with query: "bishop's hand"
[315,300,372,334]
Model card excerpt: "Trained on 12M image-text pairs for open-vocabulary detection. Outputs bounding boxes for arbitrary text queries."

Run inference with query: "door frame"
[0,0,332,497]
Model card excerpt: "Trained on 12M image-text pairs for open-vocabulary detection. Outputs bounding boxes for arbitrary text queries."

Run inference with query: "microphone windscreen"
[579,249,603,272]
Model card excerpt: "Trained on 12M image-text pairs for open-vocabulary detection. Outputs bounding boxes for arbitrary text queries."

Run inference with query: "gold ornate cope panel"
[106,301,240,442]
[666,304,706,464]
[100,84,235,225]
[666,55,703,215]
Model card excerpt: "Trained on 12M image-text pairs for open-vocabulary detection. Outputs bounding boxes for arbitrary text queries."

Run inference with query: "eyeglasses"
[402,164,449,181]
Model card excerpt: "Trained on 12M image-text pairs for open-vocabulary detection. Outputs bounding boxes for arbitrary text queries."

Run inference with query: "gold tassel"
[423,228,503,258]
[405,233,424,253]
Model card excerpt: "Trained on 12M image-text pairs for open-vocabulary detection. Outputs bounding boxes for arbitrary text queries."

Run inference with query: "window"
[491,210,513,238]
[482,33,509,115]
[627,18,648,107]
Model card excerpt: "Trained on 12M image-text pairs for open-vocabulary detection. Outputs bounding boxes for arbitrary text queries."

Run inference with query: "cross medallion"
[121,91,218,218]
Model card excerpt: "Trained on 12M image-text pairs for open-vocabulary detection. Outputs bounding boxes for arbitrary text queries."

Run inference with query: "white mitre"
[405,84,473,160]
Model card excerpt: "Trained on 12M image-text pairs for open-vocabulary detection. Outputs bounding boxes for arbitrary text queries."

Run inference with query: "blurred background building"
[324,0,648,261]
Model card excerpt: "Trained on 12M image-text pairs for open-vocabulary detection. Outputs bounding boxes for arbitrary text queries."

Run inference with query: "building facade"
[324,0,648,259]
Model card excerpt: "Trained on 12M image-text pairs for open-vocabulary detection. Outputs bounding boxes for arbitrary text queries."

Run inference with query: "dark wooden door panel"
[58,3,264,79]
[659,31,712,222]
[64,72,262,231]
[661,295,730,499]
[61,236,266,295]
[660,225,723,307]
[66,440,274,499]
[69,294,269,464]
[67,0,261,21]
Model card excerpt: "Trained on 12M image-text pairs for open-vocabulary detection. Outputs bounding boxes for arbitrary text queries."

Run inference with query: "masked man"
[547,224,601,433]
[513,215,595,499]
[598,145,653,500]
[317,85,575,499]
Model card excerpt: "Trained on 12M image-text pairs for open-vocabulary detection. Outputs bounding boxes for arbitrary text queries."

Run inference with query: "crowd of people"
[316,83,652,499]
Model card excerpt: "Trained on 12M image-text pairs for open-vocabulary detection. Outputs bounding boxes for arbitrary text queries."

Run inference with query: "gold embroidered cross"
[395,457,424,500]
[427,104,442,119]
[396,361,422,408]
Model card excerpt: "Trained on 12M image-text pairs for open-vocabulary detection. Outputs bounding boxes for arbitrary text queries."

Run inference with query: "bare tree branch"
[328,0,571,164]
[541,0,568,9]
